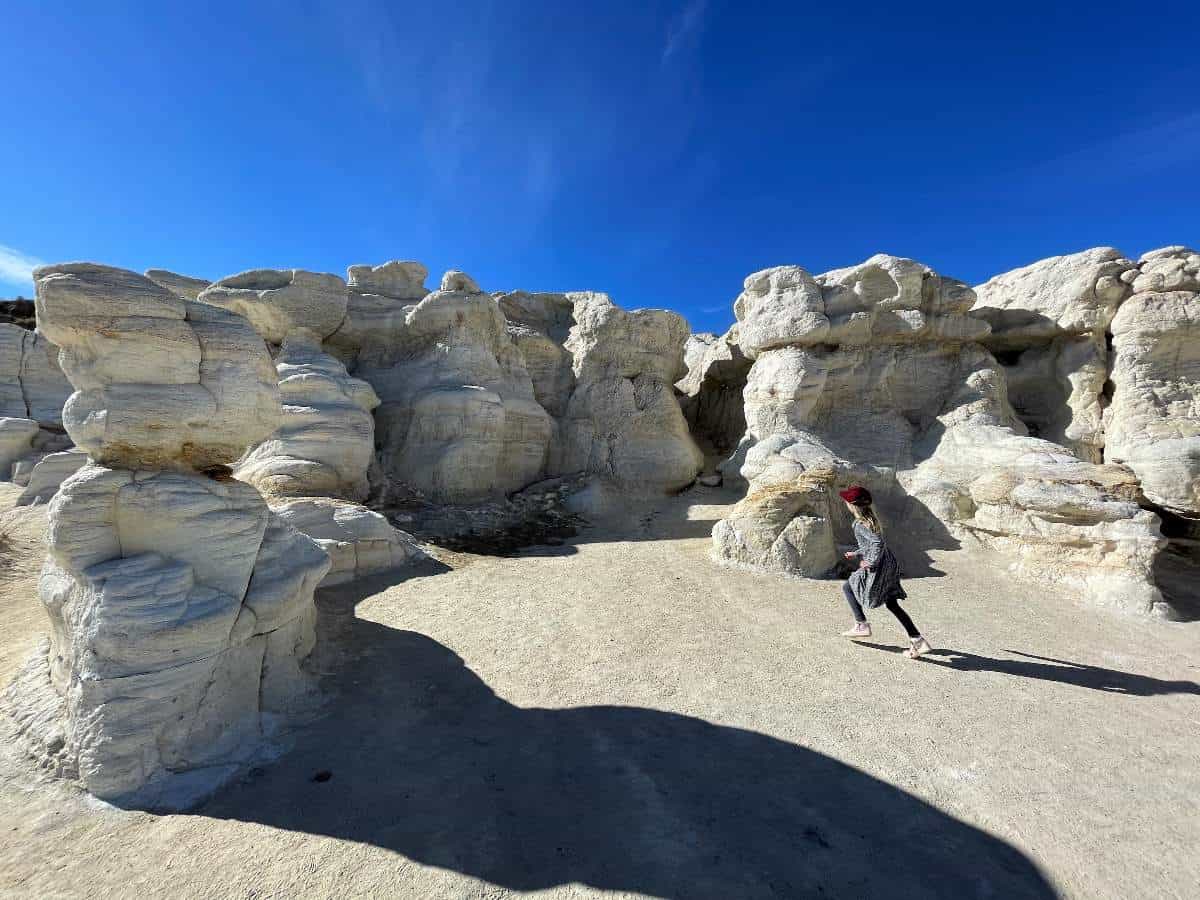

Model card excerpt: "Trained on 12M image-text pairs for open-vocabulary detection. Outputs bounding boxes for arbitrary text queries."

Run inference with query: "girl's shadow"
[856,643,1200,696]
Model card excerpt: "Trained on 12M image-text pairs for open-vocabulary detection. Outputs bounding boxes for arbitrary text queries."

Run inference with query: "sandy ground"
[1,484,1198,899]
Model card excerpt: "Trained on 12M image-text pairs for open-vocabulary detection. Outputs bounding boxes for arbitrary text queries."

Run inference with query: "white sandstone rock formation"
[357,271,554,504]
[197,265,425,573]
[144,268,212,301]
[271,497,425,586]
[198,268,380,501]
[15,448,87,505]
[0,416,40,477]
[496,291,577,418]
[0,322,74,482]
[326,261,429,367]
[35,265,281,470]
[235,337,381,501]
[971,245,1200,613]
[1103,246,1200,516]
[0,324,26,418]
[1,322,73,434]
[551,293,703,492]
[972,248,1138,461]
[198,268,348,346]
[7,263,331,810]
[713,255,1168,616]
[327,271,699,505]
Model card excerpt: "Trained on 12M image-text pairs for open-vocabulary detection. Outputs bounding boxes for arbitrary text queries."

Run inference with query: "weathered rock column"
[550,293,703,494]
[6,264,330,810]
[199,266,423,584]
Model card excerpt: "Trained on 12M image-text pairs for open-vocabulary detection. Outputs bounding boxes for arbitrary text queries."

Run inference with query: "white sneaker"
[841,622,871,638]
[904,636,932,658]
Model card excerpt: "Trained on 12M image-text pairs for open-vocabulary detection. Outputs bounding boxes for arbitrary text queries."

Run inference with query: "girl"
[837,485,932,658]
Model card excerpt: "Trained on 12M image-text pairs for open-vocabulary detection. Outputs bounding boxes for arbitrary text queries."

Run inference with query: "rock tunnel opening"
[675,332,751,485]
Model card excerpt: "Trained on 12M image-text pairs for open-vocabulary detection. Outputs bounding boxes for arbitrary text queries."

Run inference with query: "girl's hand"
[844,551,856,559]
[859,560,869,569]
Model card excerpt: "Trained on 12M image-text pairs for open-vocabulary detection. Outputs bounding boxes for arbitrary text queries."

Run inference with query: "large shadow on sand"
[197,579,1056,899]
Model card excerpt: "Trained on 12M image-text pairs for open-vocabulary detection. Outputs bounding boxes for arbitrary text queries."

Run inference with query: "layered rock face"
[0,321,73,480]
[550,293,703,492]
[496,290,577,418]
[1,324,73,428]
[271,497,424,586]
[15,449,87,505]
[972,248,1137,461]
[0,416,40,475]
[1103,247,1200,516]
[358,271,554,504]
[198,268,348,346]
[326,260,429,367]
[713,255,1168,616]
[235,338,380,501]
[8,263,331,810]
[198,269,380,501]
[341,276,700,505]
[144,268,212,301]
[196,267,421,581]
[972,246,1200,613]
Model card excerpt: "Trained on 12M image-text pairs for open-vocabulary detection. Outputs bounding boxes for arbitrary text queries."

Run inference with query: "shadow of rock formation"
[194,588,1057,899]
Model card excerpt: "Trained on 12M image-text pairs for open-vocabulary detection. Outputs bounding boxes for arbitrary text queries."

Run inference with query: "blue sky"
[2,1,1197,334]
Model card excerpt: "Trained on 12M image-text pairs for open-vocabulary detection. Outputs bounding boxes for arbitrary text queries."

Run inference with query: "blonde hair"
[848,501,883,535]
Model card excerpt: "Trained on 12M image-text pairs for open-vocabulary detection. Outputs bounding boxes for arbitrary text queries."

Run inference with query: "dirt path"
[1,485,1197,899]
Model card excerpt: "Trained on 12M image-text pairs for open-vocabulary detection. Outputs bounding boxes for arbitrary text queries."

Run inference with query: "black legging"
[842,582,920,638]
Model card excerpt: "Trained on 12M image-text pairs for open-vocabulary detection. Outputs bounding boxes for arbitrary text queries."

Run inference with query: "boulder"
[271,497,425,586]
[144,268,212,301]
[713,255,1169,616]
[34,264,280,470]
[711,468,837,574]
[198,268,348,345]
[736,255,987,358]
[8,262,331,810]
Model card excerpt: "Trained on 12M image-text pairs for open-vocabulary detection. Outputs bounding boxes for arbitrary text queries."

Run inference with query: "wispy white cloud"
[662,0,708,64]
[0,244,44,289]
[1029,110,1200,182]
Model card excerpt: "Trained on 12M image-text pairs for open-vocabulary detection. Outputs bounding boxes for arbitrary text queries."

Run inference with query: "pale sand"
[1,484,1197,899]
